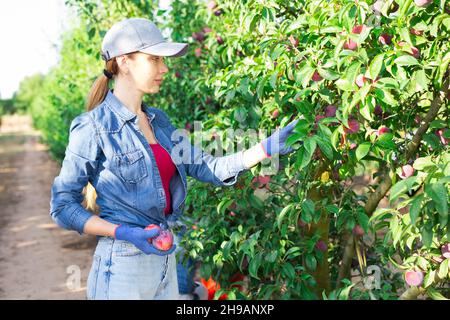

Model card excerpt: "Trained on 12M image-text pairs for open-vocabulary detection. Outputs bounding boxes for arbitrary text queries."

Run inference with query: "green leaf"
[425,183,449,226]
[421,222,433,248]
[301,137,317,169]
[410,194,424,225]
[423,270,436,288]
[277,204,294,230]
[282,263,296,280]
[305,254,317,271]
[369,53,385,80]
[249,255,261,280]
[316,136,334,161]
[394,55,419,66]
[317,67,340,81]
[331,127,341,151]
[356,142,371,161]
[413,156,435,171]
[426,287,449,300]
[414,69,429,92]
[437,259,449,280]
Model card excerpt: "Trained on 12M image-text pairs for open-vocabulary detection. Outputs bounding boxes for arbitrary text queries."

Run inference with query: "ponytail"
[83,58,118,215]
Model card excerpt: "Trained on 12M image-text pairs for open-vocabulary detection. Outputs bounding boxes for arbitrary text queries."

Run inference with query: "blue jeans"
[86,236,179,300]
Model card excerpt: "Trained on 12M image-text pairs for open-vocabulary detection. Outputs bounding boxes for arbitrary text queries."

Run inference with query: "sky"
[0,0,173,100]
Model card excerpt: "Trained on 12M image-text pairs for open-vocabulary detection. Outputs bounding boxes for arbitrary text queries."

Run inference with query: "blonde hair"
[82,53,137,214]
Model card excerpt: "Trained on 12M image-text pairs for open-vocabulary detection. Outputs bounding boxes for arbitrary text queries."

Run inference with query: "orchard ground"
[0,114,411,299]
[0,114,96,299]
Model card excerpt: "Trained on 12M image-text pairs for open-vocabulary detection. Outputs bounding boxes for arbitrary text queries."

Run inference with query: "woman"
[50,18,299,300]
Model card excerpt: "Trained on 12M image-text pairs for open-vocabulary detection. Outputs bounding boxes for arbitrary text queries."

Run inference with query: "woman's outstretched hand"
[114,225,176,256]
[260,118,300,157]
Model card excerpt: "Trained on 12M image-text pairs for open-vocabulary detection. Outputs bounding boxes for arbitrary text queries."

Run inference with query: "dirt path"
[0,114,97,299]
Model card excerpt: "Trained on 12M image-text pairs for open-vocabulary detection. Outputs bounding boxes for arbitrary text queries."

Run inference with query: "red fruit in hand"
[405,270,424,286]
[441,243,450,259]
[414,0,432,7]
[152,229,174,251]
[144,224,161,242]
[312,71,323,82]
[399,164,414,179]
[352,225,364,236]
[378,33,392,45]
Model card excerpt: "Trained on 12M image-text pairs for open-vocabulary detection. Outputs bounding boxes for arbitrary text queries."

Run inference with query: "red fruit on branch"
[312,71,323,81]
[325,105,337,117]
[207,1,217,11]
[349,142,358,150]
[315,240,328,252]
[374,105,383,117]
[271,109,280,119]
[175,71,182,78]
[405,270,424,286]
[343,39,358,50]
[298,219,307,228]
[399,164,415,179]
[203,27,213,34]
[229,272,246,291]
[192,31,205,42]
[216,35,224,45]
[343,119,360,134]
[195,47,202,57]
[352,25,366,34]
[435,128,449,145]
[398,41,420,59]
[352,225,364,236]
[410,28,423,36]
[441,243,450,259]
[289,35,299,47]
[355,74,368,87]
[378,33,392,45]
[376,126,390,136]
[414,0,432,7]
[251,175,271,189]
[214,9,223,16]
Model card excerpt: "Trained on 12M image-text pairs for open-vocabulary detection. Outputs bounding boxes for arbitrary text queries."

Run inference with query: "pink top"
[149,143,177,215]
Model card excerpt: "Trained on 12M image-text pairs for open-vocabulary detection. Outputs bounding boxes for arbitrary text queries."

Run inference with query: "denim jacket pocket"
[114,149,148,184]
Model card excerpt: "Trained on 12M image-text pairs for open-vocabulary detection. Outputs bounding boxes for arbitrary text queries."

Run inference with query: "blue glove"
[260,118,300,157]
[114,225,177,256]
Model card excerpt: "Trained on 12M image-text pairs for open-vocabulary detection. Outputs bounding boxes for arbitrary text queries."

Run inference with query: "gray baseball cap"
[101,18,189,61]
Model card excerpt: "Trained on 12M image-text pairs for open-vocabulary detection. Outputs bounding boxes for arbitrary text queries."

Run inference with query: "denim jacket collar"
[104,89,156,124]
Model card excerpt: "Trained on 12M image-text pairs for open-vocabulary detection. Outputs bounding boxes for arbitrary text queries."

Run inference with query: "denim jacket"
[50,90,248,235]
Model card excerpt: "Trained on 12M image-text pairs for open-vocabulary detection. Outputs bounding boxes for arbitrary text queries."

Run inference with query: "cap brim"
[139,42,189,57]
